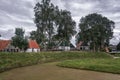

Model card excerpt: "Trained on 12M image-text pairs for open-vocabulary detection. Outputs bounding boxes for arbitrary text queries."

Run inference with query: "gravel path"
[0,62,120,80]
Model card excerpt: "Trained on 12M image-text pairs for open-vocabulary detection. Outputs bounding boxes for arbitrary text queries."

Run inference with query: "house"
[58,41,70,51]
[76,41,90,51]
[58,41,76,51]
[109,44,117,51]
[26,40,40,52]
[0,40,20,52]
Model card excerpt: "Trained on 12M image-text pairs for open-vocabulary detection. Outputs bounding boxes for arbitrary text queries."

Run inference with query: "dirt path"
[0,62,120,80]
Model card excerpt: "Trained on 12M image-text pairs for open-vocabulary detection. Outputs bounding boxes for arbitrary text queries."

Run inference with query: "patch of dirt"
[0,62,120,80]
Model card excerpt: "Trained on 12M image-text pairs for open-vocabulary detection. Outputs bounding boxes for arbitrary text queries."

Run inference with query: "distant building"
[109,44,117,51]
[58,41,70,51]
[76,41,90,51]
[0,40,20,52]
[26,40,40,52]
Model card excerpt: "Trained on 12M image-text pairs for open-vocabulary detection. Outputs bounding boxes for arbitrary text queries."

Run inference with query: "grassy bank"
[114,54,120,57]
[0,51,111,73]
[58,58,120,74]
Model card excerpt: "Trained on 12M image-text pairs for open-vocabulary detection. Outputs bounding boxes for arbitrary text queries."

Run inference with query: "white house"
[58,41,71,51]
[26,40,40,52]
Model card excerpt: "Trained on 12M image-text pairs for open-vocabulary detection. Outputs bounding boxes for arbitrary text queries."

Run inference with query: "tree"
[54,10,76,45]
[12,28,28,51]
[33,0,76,49]
[117,42,120,50]
[77,13,115,51]
[34,0,57,49]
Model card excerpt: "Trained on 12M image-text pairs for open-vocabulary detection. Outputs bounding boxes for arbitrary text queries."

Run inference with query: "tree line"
[11,0,115,52]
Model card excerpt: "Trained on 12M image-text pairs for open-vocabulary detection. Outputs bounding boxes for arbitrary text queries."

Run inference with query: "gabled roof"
[76,41,83,48]
[76,41,89,48]
[81,42,88,46]
[28,40,40,49]
[0,40,11,50]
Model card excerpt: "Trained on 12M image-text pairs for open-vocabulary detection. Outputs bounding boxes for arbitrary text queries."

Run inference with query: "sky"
[0,0,120,45]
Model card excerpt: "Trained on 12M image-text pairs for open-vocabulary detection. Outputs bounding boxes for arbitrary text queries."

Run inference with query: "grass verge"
[0,51,111,73]
[114,54,120,57]
[57,58,120,74]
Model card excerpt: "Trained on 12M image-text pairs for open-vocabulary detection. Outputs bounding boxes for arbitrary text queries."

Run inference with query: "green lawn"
[114,54,120,57]
[0,51,111,73]
[58,58,120,74]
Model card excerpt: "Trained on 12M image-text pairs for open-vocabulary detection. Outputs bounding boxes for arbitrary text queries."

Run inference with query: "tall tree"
[34,0,57,49]
[77,13,115,51]
[34,0,76,49]
[54,10,76,45]
[12,28,28,51]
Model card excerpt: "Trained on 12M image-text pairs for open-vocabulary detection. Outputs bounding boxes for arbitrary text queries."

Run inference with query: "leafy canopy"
[12,28,28,51]
[32,0,76,49]
[77,13,115,51]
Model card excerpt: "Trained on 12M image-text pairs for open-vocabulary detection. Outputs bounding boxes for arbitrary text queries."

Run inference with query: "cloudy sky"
[0,0,120,44]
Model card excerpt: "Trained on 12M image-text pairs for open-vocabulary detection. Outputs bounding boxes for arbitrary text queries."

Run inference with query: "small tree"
[12,28,28,51]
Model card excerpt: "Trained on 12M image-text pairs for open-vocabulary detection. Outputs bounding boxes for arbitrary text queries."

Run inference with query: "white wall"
[26,48,40,52]
[58,46,70,51]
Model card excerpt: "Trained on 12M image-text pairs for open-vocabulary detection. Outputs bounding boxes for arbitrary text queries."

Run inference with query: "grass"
[57,58,120,74]
[0,51,111,73]
[114,54,120,57]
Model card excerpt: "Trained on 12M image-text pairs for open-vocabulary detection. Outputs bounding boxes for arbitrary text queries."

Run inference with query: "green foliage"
[78,13,115,51]
[29,31,40,44]
[54,10,76,42]
[33,0,76,49]
[58,58,120,74]
[11,28,28,50]
[34,0,57,48]
[15,28,24,37]
[0,52,111,73]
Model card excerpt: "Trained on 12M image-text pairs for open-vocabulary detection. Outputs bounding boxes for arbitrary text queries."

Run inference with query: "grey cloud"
[0,0,36,39]
[0,0,120,44]
[0,29,15,39]
[0,0,34,17]
[110,32,120,45]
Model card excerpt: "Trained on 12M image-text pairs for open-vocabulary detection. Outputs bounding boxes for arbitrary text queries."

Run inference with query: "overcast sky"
[0,0,120,45]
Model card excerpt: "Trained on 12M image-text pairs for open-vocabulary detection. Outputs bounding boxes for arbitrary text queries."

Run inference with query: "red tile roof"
[28,40,40,49]
[0,40,11,50]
